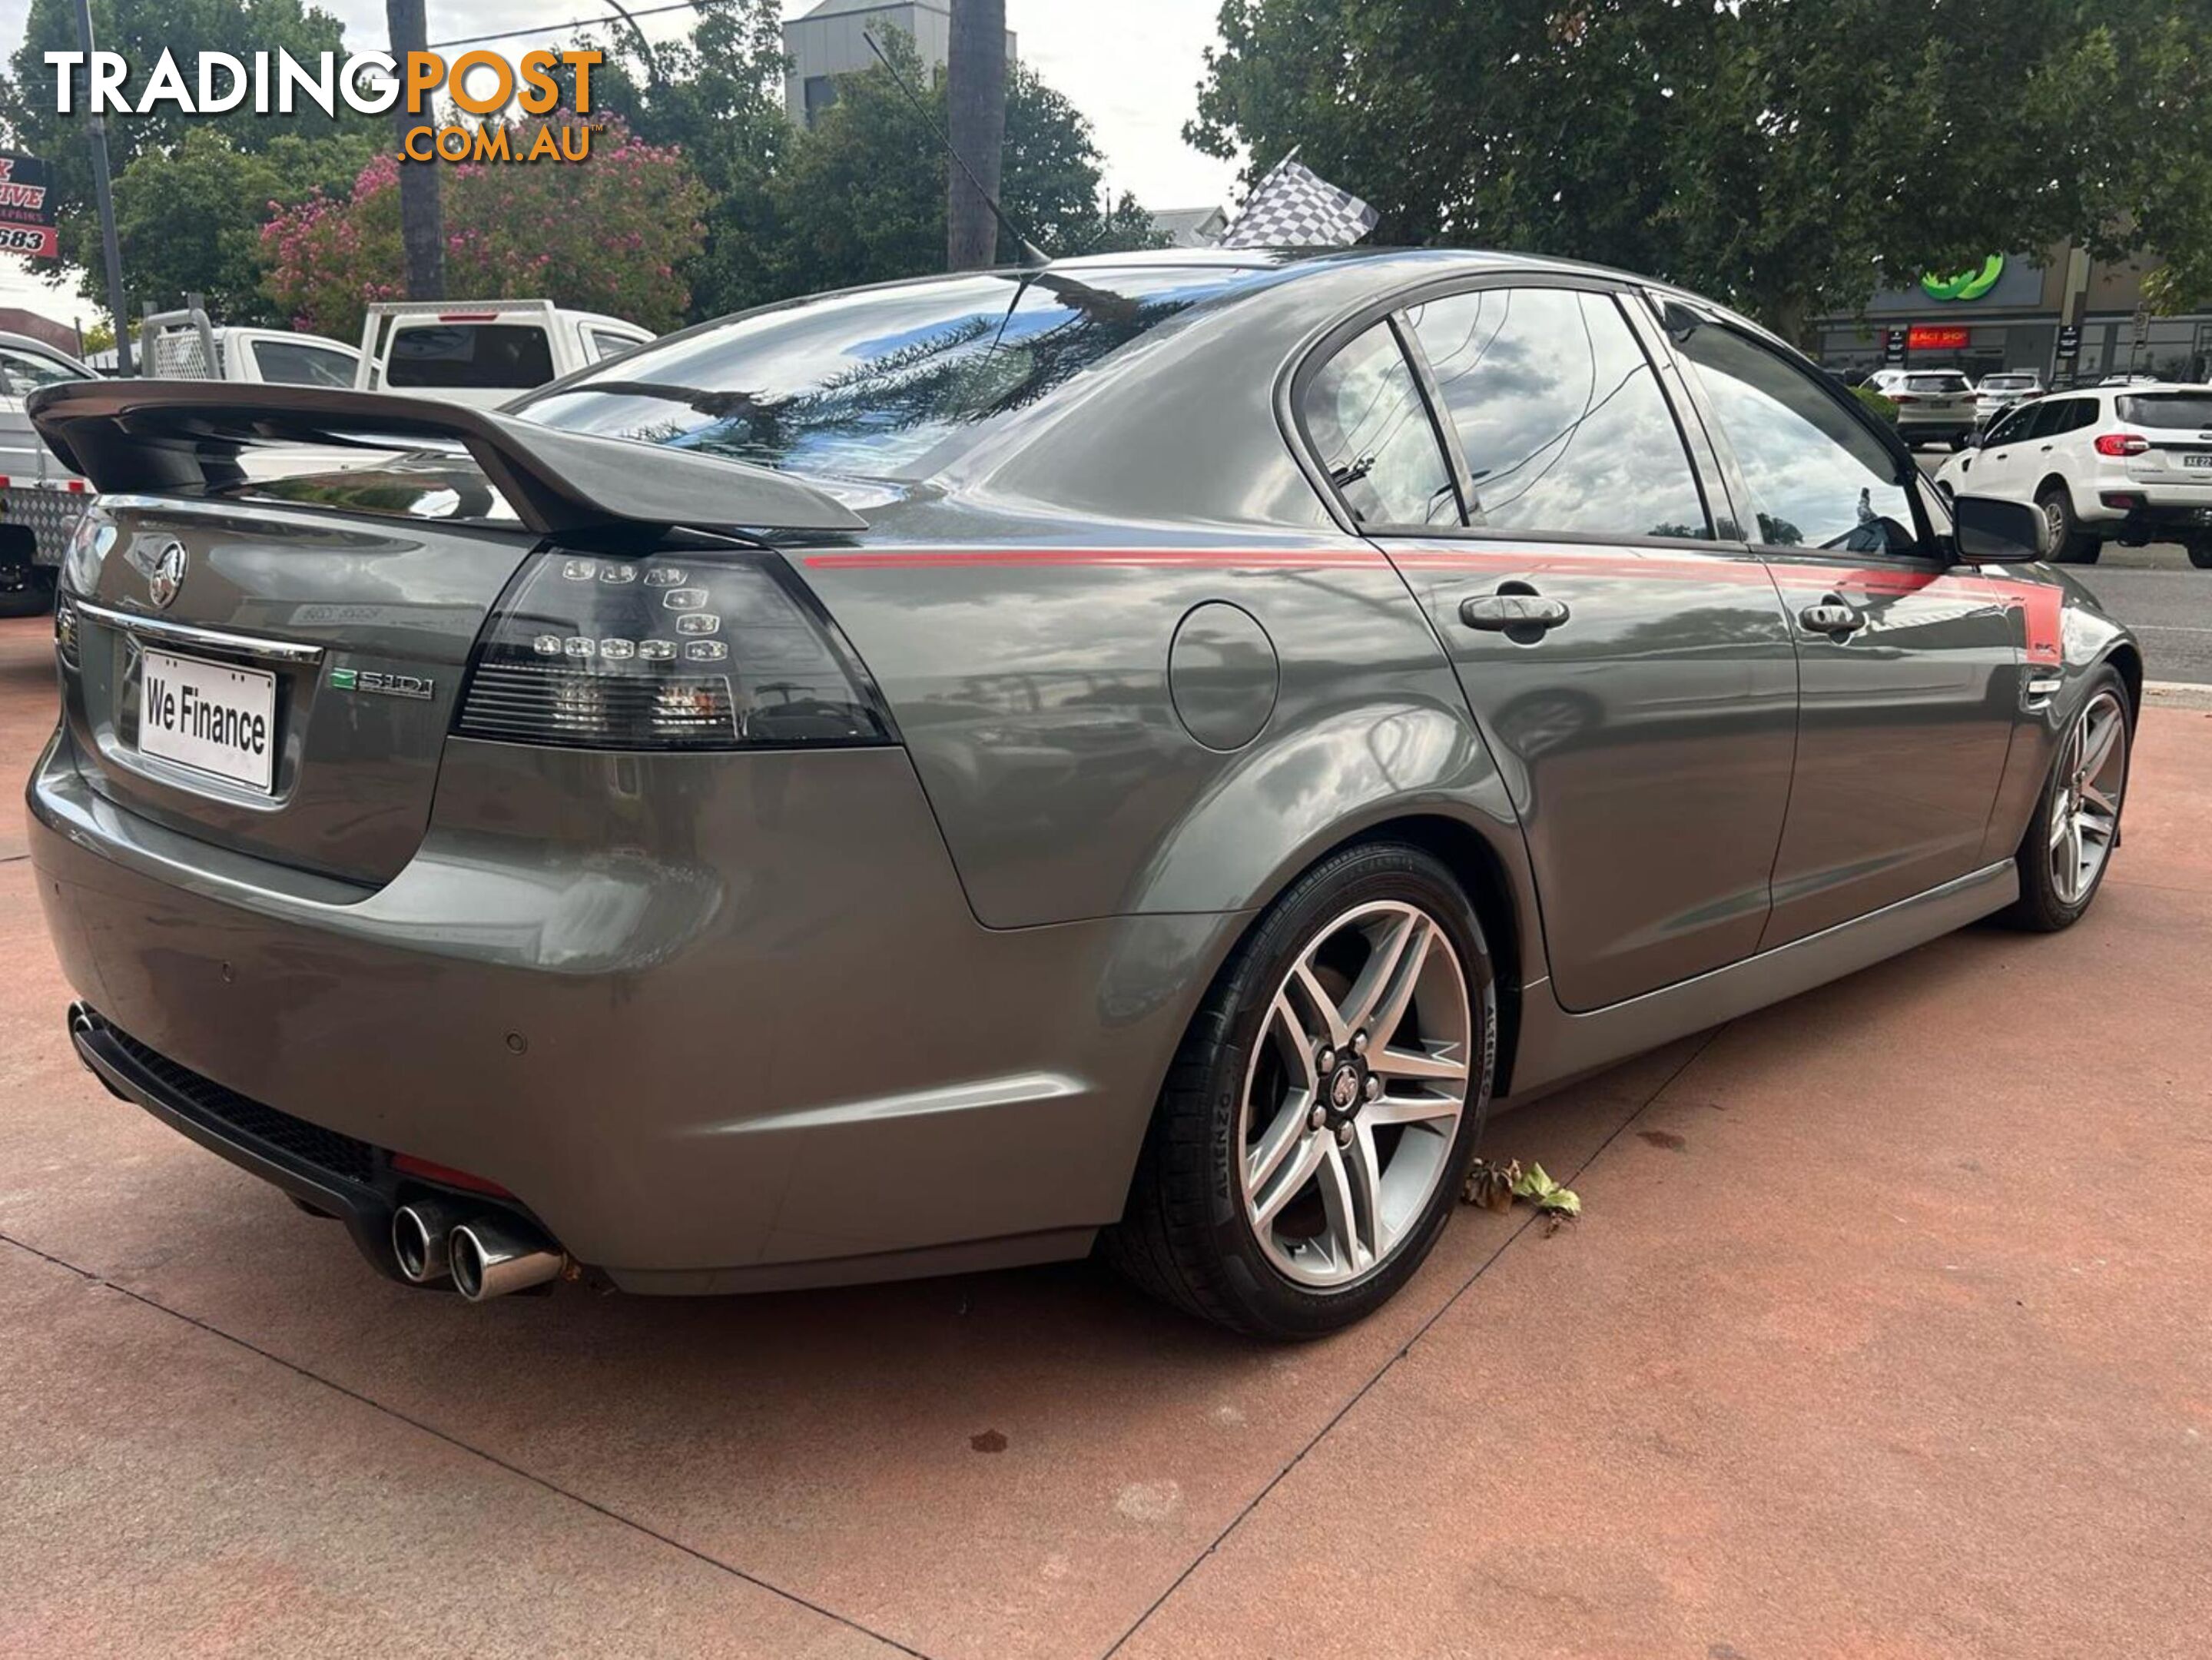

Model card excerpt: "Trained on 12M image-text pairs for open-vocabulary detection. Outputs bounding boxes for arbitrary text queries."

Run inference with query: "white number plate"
[138,648,277,792]
[2183,453,2212,470]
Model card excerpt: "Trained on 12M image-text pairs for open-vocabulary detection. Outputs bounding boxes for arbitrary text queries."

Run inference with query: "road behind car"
[2,608,2210,1658]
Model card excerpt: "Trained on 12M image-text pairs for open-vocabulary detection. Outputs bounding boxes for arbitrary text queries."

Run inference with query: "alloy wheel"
[2048,688,2127,906]
[1238,900,1471,1289]
[2040,494,2068,550]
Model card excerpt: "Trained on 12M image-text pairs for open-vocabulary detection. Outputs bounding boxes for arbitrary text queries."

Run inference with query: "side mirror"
[1952,493,2048,564]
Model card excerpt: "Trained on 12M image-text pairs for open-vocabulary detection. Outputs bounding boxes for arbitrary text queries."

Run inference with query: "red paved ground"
[1,610,2206,1658]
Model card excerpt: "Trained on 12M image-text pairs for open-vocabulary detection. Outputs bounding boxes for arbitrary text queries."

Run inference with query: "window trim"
[1279,271,1742,550]
[1652,298,1940,563]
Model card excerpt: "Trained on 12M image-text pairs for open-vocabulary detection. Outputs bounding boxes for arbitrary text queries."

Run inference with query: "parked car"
[29,250,2138,1337]
[354,299,652,410]
[1866,367,1979,447]
[143,308,361,387]
[0,330,97,616]
[1974,369,2044,426]
[1934,381,2212,567]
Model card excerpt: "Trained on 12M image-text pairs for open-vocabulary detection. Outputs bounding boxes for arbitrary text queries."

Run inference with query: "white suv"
[1933,381,2212,567]
[1867,367,1978,448]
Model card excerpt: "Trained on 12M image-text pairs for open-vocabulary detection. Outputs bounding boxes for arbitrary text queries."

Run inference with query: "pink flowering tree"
[260,115,708,340]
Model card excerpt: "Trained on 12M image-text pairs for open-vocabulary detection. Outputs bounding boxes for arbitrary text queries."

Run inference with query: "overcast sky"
[0,0,1241,326]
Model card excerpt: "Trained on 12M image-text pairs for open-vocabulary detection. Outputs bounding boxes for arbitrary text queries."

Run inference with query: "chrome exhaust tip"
[391,1197,475,1284]
[449,1217,564,1301]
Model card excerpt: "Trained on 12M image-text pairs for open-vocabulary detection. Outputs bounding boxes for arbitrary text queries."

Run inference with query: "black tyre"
[2036,484,2098,564]
[0,568,53,619]
[1106,842,1496,1340]
[2002,666,2131,931]
[2186,537,2212,571]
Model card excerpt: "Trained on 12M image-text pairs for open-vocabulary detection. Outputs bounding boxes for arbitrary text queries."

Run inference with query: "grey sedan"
[28,249,2138,1336]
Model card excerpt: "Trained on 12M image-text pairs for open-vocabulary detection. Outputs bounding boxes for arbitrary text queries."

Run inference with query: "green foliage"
[114,127,371,324]
[0,0,371,292]
[1190,0,2212,335]
[665,25,1165,307]
[260,116,707,340]
[1853,383,1899,423]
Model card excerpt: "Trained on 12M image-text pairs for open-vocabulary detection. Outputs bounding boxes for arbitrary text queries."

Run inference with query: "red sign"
[0,152,57,259]
[1907,325,1969,350]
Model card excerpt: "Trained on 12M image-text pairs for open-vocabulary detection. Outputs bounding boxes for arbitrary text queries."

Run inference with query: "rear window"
[514,266,1266,480]
[1905,373,1970,392]
[2117,392,2212,429]
[387,324,556,390]
[1981,375,2035,390]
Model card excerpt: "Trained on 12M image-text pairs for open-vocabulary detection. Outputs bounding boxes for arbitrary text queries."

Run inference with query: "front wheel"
[2004,669,2131,931]
[1106,842,1494,1339]
[2037,486,2098,564]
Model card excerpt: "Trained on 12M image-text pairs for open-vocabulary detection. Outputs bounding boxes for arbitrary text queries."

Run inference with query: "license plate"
[2184,454,2212,470]
[137,648,277,792]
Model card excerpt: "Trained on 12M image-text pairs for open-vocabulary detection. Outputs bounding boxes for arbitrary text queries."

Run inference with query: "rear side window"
[1406,287,1708,540]
[253,339,356,387]
[2117,393,2212,428]
[1300,322,1458,528]
[588,328,642,360]
[387,324,556,390]
[1673,318,1915,553]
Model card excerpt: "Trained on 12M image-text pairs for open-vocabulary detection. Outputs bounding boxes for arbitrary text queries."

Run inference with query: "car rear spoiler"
[25,378,867,536]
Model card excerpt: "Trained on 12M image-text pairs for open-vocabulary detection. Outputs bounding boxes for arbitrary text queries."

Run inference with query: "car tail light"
[1890,393,1918,404]
[454,551,894,751]
[2094,433,2150,456]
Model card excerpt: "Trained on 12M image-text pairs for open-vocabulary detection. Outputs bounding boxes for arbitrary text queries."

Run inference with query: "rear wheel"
[1106,842,1494,1339]
[2004,669,2130,931]
[2037,485,2098,564]
[2185,536,2212,570]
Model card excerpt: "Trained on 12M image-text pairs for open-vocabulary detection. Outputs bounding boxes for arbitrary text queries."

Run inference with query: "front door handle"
[1460,593,1571,633]
[1799,601,1865,636]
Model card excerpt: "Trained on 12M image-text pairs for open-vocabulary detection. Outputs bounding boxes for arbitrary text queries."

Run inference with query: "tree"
[1189,0,2212,338]
[260,114,707,339]
[761,33,1165,302]
[574,0,792,322]
[111,127,370,324]
[945,0,1008,269]
[383,0,442,300]
[0,0,368,294]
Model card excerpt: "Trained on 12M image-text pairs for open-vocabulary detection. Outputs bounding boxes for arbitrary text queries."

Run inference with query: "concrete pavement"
[2,613,2207,1658]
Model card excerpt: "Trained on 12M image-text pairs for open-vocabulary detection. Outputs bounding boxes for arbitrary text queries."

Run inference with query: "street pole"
[71,0,131,375]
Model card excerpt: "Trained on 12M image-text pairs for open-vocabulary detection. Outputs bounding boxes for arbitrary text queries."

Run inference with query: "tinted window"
[1905,372,1970,393]
[1675,320,1915,552]
[1981,375,2036,390]
[1407,287,1707,540]
[2024,397,2092,440]
[2117,392,2212,428]
[252,339,356,387]
[1301,322,1457,527]
[388,324,556,390]
[519,267,1261,480]
[0,344,90,393]
[1983,404,2035,447]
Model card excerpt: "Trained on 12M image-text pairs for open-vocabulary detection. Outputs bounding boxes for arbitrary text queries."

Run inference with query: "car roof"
[0,330,89,365]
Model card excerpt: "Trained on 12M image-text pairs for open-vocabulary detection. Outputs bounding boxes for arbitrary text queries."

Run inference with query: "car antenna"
[860,28,1050,268]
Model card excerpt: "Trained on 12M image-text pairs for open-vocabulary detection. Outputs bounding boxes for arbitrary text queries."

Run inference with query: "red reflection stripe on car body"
[800,546,1389,570]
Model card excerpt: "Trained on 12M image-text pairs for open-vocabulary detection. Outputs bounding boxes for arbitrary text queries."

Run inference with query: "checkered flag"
[1219,152,1380,250]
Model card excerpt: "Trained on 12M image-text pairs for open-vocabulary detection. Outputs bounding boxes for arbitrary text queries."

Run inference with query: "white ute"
[355,300,653,410]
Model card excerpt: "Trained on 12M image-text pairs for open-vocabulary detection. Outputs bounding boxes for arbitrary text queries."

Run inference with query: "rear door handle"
[1460,593,1570,633]
[1799,601,1865,636]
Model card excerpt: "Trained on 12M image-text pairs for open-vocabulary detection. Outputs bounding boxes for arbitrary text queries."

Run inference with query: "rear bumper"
[29,727,1235,1290]
[2078,473,2212,534]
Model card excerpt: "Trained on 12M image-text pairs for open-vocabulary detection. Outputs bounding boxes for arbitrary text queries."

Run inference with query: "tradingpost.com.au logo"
[45,48,607,164]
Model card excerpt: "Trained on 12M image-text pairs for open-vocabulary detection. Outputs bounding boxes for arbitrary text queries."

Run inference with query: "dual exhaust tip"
[391,1198,564,1300]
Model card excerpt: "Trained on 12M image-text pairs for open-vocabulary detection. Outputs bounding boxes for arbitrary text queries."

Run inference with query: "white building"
[783,0,1017,128]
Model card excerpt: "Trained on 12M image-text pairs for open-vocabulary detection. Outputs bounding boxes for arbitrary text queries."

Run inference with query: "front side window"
[1406,287,1709,540]
[1983,404,2035,447]
[1675,320,1916,553]
[0,344,91,393]
[1299,322,1458,528]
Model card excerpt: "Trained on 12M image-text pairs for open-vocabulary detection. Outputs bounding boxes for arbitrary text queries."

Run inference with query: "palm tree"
[386,0,443,300]
[944,0,1007,270]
